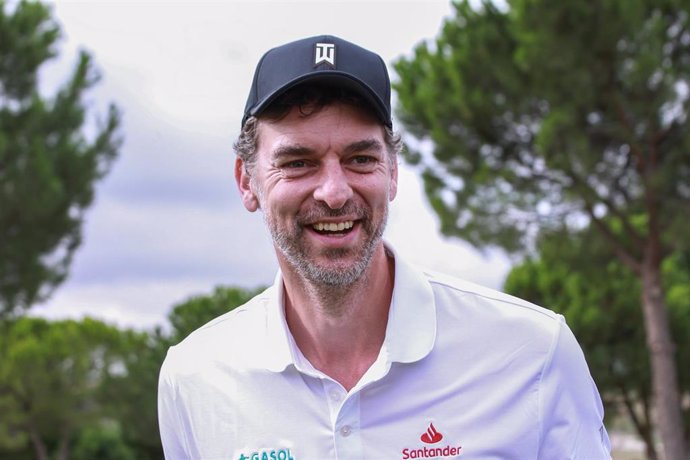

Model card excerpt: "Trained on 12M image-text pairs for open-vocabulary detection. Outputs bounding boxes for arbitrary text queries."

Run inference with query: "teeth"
[313,221,354,232]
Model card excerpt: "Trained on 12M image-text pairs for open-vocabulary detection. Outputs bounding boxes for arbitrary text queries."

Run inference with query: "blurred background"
[1,1,688,459]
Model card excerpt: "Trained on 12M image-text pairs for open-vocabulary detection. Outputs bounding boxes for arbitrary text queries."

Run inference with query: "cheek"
[261,183,307,216]
[252,172,288,208]
[358,174,396,203]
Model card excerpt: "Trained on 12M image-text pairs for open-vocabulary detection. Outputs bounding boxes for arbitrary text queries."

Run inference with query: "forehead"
[256,102,385,154]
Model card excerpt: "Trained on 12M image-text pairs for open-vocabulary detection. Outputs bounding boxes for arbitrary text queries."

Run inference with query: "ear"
[235,158,260,212]
[388,158,398,201]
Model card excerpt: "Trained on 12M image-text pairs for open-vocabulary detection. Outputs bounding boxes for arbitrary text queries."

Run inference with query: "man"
[158,35,611,459]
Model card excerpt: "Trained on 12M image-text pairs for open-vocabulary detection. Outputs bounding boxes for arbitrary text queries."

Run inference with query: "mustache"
[296,202,369,224]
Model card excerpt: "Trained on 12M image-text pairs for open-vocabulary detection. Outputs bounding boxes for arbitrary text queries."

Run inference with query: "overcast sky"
[32,0,511,330]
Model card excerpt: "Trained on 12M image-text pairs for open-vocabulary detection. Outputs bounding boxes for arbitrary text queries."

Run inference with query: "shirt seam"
[185,290,273,337]
[426,275,558,321]
[535,315,564,456]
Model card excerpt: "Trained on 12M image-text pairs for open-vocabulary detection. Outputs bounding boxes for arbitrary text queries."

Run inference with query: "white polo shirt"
[158,245,611,460]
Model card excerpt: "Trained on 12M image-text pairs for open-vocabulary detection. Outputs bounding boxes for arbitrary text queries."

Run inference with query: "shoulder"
[420,267,564,347]
[182,285,274,347]
[425,267,560,319]
[161,286,276,376]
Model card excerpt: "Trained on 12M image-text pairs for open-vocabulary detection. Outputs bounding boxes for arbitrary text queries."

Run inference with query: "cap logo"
[314,43,336,67]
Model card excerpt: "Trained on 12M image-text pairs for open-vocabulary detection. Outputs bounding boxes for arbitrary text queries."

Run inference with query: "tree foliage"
[0,317,137,460]
[395,0,689,254]
[394,1,690,456]
[0,0,121,317]
[0,285,263,460]
[98,327,164,460]
[71,423,136,460]
[504,228,690,459]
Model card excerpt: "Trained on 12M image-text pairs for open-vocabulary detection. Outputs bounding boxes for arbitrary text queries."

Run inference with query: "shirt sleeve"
[538,316,612,459]
[158,348,189,459]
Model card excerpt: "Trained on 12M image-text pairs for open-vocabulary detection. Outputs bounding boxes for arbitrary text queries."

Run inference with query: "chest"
[175,351,543,460]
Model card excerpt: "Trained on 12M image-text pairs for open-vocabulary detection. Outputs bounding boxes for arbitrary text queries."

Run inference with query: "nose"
[313,161,353,209]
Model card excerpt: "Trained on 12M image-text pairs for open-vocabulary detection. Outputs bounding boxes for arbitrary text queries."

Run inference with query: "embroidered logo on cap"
[420,423,443,444]
[314,43,336,67]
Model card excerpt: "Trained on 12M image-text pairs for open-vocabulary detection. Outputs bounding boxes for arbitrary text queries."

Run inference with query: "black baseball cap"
[242,35,392,128]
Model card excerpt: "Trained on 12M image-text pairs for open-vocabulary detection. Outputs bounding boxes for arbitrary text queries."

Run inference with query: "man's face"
[236,102,398,286]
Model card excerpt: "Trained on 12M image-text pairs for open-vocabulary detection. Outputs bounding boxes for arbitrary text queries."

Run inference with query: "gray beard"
[265,204,387,288]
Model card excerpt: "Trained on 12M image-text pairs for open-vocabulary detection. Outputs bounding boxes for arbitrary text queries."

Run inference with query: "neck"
[281,243,395,390]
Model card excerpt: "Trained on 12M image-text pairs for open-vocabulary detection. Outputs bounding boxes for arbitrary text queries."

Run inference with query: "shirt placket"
[323,379,363,460]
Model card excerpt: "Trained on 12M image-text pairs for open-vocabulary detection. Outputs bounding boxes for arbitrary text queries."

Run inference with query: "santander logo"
[420,423,443,444]
[401,422,462,459]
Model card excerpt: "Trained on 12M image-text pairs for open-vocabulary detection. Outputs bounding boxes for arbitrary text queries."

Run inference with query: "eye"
[352,156,374,165]
[278,159,315,178]
[284,159,307,168]
[348,155,379,172]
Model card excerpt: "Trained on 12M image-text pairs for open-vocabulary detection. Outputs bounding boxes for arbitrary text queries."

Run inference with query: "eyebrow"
[271,138,384,161]
[344,138,384,155]
[271,144,314,161]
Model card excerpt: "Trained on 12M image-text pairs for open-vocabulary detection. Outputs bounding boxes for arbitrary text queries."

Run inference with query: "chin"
[301,254,372,287]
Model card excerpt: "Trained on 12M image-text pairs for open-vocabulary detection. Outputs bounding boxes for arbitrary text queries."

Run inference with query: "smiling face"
[236,102,398,287]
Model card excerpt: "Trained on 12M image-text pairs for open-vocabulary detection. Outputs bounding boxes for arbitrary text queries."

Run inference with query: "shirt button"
[329,390,342,402]
[340,425,352,437]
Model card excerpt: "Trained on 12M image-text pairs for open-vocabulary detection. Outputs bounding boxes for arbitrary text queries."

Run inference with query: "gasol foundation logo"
[237,448,294,460]
[401,423,462,459]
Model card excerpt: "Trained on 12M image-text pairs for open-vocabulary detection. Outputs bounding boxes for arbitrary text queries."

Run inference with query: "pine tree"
[0,0,121,316]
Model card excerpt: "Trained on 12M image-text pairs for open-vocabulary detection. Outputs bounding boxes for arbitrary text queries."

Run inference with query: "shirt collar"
[260,241,437,372]
[383,242,436,363]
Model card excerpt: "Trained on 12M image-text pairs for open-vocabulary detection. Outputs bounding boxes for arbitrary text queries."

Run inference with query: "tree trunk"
[642,396,660,460]
[28,425,48,460]
[640,260,686,460]
[619,381,658,460]
[56,427,72,460]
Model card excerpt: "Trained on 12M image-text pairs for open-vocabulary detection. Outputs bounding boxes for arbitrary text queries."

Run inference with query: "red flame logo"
[420,423,444,444]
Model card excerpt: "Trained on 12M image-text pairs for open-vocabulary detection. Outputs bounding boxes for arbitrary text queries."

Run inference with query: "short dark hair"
[234,84,401,173]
